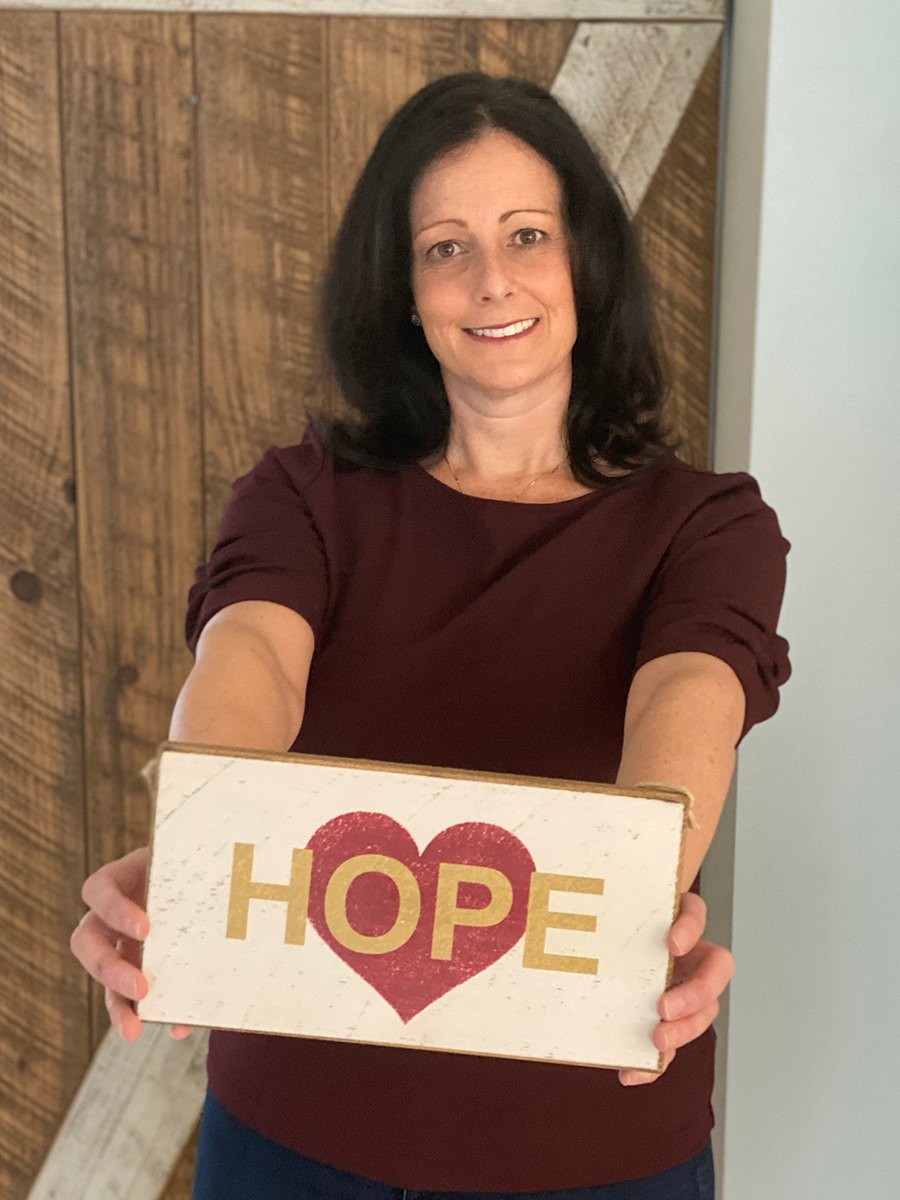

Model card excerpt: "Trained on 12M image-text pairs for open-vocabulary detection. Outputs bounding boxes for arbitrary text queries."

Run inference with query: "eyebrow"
[413,209,558,239]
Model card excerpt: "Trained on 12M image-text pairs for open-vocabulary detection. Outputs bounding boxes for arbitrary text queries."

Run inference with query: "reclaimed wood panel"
[326,16,458,234]
[8,12,722,1199]
[552,21,721,215]
[26,1026,210,1200]
[0,16,90,1200]
[459,18,576,90]
[59,13,204,1048]
[16,1,726,19]
[635,43,721,466]
[195,16,330,530]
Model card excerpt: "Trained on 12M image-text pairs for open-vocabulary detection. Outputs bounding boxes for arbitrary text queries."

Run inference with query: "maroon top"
[185,427,791,1191]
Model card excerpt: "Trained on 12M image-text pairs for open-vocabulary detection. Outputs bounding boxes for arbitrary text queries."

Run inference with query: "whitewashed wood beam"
[8,1,725,18]
[552,21,721,214]
[27,1025,209,1200]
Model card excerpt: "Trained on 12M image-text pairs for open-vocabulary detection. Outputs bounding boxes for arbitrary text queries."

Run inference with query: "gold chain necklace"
[443,453,564,503]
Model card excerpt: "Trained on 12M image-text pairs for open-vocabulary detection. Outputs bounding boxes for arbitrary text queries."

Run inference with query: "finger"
[109,934,191,1041]
[111,936,190,1039]
[116,933,141,968]
[654,1000,721,1054]
[619,1050,675,1087]
[82,847,149,904]
[668,891,707,955]
[81,850,150,941]
[105,985,144,1043]
[660,942,734,1020]
[106,845,151,900]
[82,874,149,942]
[70,913,148,1001]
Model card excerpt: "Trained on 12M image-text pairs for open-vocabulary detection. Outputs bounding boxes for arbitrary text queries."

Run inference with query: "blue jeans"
[193,1088,715,1199]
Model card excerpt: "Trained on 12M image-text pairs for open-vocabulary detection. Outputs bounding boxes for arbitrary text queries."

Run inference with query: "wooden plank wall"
[0,15,90,1197]
[0,13,719,1199]
[637,45,720,466]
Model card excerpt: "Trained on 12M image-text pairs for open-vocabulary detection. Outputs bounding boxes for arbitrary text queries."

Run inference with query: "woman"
[71,74,790,1198]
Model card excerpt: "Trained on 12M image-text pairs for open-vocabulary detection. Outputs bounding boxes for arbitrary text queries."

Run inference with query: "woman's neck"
[420,388,591,503]
[441,382,570,480]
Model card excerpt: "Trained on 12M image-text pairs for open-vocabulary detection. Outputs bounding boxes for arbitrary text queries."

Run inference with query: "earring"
[411,311,422,326]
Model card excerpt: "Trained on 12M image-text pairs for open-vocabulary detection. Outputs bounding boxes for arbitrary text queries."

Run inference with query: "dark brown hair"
[317,72,677,485]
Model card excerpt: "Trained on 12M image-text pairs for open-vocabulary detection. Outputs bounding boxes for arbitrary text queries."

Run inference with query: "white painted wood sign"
[138,744,691,1071]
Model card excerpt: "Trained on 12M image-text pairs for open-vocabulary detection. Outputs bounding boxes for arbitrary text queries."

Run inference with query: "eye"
[426,240,462,260]
[514,228,547,246]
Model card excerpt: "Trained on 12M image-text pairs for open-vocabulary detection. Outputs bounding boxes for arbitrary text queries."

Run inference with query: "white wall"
[713,1,900,1196]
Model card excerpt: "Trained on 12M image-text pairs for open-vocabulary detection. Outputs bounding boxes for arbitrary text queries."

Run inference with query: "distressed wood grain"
[326,16,458,235]
[26,1026,210,1200]
[195,15,330,534]
[11,1,726,19]
[552,21,721,215]
[459,18,576,89]
[59,13,204,1046]
[0,15,90,1200]
[635,43,721,466]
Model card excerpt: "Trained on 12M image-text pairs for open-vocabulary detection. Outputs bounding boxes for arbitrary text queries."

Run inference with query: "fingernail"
[670,932,685,955]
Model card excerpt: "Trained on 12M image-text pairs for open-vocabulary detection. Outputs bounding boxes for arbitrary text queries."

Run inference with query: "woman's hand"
[619,891,734,1086]
[69,846,192,1042]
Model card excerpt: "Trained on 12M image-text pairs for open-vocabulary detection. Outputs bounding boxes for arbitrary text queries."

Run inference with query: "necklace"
[443,453,564,503]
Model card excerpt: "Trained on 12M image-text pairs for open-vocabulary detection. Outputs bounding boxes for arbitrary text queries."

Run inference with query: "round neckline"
[411,462,610,510]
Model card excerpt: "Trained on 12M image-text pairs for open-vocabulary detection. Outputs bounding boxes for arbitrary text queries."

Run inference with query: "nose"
[474,246,515,303]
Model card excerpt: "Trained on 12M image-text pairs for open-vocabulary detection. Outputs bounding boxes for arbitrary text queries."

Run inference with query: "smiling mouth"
[464,317,540,341]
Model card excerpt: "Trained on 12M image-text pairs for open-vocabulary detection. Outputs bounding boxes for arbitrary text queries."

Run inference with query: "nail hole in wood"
[10,571,42,605]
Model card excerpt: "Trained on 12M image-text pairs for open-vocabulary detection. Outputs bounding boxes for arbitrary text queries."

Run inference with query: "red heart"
[307,812,536,1022]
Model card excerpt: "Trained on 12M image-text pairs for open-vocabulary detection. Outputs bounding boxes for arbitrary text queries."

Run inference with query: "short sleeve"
[185,433,329,655]
[634,473,791,742]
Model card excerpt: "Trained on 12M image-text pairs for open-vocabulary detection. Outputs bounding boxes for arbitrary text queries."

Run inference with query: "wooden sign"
[137,744,691,1072]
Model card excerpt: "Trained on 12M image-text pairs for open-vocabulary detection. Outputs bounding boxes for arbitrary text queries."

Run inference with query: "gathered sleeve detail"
[185,434,329,655]
[634,473,792,742]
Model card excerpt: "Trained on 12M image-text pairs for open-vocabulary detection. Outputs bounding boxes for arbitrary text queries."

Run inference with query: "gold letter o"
[324,854,421,955]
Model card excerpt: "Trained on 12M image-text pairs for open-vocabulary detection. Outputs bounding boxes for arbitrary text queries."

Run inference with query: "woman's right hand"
[69,846,191,1042]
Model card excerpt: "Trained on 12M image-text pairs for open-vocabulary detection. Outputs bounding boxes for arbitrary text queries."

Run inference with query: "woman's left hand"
[618,891,734,1086]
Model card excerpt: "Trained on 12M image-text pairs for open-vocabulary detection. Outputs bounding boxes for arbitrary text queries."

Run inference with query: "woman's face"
[409,130,577,411]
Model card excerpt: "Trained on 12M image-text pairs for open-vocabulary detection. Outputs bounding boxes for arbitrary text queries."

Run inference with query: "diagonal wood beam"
[552,22,722,214]
[27,1026,209,1200]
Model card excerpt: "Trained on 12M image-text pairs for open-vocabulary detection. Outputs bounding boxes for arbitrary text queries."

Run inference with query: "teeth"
[469,318,538,339]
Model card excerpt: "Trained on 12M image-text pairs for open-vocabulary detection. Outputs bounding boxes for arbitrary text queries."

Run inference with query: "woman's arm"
[614,649,744,1084]
[616,649,745,891]
[170,600,314,750]
[70,600,315,1041]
